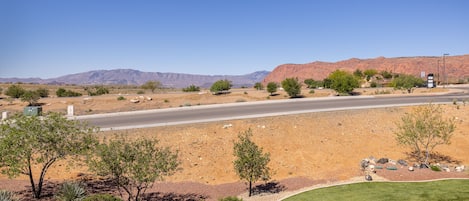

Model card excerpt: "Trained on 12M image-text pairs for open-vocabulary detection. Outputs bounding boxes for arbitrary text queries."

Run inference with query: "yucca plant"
[55,182,86,201]
[0,190,17,201]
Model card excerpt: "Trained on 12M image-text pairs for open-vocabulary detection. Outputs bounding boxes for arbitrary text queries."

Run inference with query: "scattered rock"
[222,124,233,129]
[442,167,450,172]
[365,174,373,181]
[455,165,466,172]
[420,164,429,169]
[388,159,397,165]
[377,158,389,164]
[408,166,414,171]
[130,99,140,103]
[397,159,408,166]
[360,159,369,170]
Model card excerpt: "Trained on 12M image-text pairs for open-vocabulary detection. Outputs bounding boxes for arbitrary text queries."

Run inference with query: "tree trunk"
[249,180,252,197]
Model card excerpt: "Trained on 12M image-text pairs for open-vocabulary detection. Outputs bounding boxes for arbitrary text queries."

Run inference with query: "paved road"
[76,90,469,130]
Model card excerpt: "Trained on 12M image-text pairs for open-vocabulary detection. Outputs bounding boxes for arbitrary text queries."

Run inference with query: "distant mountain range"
[0,69,271,88]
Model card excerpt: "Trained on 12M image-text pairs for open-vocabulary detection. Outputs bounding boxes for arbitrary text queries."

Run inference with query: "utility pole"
[443,53,449,87]
[437,60,440,85]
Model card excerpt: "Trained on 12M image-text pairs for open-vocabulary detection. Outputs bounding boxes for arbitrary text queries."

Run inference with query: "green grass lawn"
[284,179,469,201]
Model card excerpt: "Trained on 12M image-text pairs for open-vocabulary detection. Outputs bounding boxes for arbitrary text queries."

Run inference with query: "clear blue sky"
[1,0,468,78]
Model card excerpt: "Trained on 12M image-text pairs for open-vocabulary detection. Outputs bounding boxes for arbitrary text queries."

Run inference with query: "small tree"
[353,69,364,78]
[233,129,271,197]
[328,70,359,95]
[281,78,301,98]
[363,69,378,81]
[5,84,26,98]
[266,82,278,95]
[254,82,264,90]
[88,136,180,201]
[210,79,232,94]
[391,74,424,93]
[0,113,98,199]
[141,81,162,93]
[304,79,320,89]
[56,88,82,97]
[394,103,455,165]
[85,86,110,96]
[20,90,40,106]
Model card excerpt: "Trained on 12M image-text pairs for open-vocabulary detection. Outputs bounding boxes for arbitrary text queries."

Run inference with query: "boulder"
[360,159,369,170]
[377,158,389,164]
[408,166,414,171]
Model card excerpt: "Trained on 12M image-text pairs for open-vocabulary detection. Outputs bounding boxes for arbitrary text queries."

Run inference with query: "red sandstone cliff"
[263,55,469,84]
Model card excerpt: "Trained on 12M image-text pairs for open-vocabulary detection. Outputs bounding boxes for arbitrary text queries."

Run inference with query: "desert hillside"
[263,55,469,84]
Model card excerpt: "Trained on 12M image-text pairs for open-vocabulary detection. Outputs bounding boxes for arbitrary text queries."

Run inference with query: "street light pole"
[443,53,449,87]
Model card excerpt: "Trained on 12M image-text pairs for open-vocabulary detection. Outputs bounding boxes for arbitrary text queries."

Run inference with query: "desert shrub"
[164,99,169,103]
[85,86,109,96]
[55,182,86,201]
[370,81,378,88]
[184,103,192,107]
[5,84,26,98]
[117,96,126,101]
[182,85,200,92]
[56,88,82,97]
[244,91,248,95]
[219,196,244,201]
[36,88,50,98]
[430,165,442,172]
[309,89,315,94]
[0,190,18,201]
[83,194,122,201]
[136,90,145,94]
[236,99,246,102]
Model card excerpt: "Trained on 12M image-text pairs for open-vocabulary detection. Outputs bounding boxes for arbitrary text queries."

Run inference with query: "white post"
[67,105,74,116]
[2,111,8,120]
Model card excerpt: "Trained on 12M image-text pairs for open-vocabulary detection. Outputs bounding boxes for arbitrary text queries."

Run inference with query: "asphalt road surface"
[76,90,469,130]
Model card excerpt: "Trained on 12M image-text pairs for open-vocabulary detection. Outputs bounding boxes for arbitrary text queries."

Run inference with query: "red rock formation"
[263,55,469,85]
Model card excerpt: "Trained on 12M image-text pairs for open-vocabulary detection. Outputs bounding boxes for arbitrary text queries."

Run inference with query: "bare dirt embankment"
[1,87,468,200]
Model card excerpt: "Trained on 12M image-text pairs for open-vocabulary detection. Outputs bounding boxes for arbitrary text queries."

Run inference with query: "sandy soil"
[1,87,468,200]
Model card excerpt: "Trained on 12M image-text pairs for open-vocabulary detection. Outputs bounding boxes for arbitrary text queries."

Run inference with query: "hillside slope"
[263,55,469,84]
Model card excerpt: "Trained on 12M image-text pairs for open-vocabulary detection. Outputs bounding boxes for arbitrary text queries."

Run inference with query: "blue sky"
[1,0,468,78]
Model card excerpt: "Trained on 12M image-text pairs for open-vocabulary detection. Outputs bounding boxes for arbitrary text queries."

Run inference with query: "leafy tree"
[281,78,302,98]
[141,81,162,93]
[36,88,49,98]
[322,78,332,89]
[233,129,271,197]
[304,79,321,89]
[390,74,424,93]
[353,69,364,78]
[0,113,98,199]
[210,79,232,94]
[363,69,378,81]
[5,84,26,98]
[254,82,264,90]
[380,70,393,79]
[328,70,359,95]
[182,84,200,92]
[20,90,40,106]
[394,103,455,165]
[88,136,180,201]
[266,82,278,95]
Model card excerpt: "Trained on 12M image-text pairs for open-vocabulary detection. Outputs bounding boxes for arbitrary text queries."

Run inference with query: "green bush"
[55,182,86,201]
[309,89,315,94]
[85,86,109,96]
[219,196,243,201]
[56,88,82,97]
[370,81,378,88]
[117,96,126,101]
[83,194,122,201]
[36,88,50,98]
[0,190,18,201]
[137,90,145,94]
[5,84,26,98]
[430,165,442,172]
[182,85,200,92]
